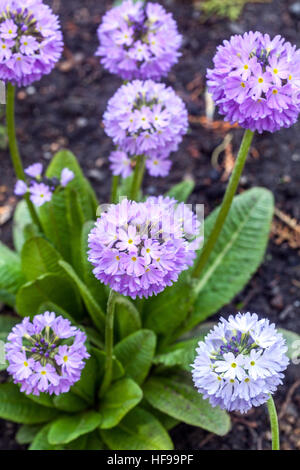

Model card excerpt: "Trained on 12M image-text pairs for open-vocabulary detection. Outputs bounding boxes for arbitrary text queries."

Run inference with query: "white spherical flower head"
[192,313,289,413]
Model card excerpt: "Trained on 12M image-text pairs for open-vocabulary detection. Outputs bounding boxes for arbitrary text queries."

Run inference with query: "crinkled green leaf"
[101,407,173,450]
[0,383,59,424]
[143,376,230,436]
[114,330,156,385]
[0,242,26,307]
[58,260,105,333]
[184,188,274,333]
[48,411,102,445]
[21,236,65,281]
[16,273,83,319]
[99,378,143,429]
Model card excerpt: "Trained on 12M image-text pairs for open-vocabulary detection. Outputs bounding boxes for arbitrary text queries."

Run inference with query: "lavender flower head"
[96,0,182,80]
[104,80,188,170]
[0,0,63,86]
[88,197,202,299]
[14,163,74,207]
[192,313,289,414]
[5,312,90,396]
[207,32,300,133]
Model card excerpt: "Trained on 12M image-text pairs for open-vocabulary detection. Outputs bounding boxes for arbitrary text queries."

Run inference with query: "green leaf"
[99,378,143,429]
[38,189,72,262]
[0,383,59,424]
[115,296,142,340]
[13,200,39,253]
[16,273,83,319]
[48,411,102,445]
[101,407,173,450]
[0,314,19,341]
[71,355,98,404]
[21,236,65,281]
[27,393,54,409]
[58,260,105,333]
[81,221,108,312]
[279,328,300,361]
[53,393,88,413]
[153,324,213,371]
[143,274,194,336]
[85,431,106,450]
[143,376,230,436]
[29,424,62,450]
[0,242,26,307]
[45,150,96,221]
[165,180,195,203]
[16,424,43,445]
[92,348,124,385]
[114,330,156,385]
[187,188,274,331]
[66,188,85,276]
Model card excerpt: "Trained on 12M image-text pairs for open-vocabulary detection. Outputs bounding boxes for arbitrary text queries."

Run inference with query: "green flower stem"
[99,290,117,398]
[110,174,120,204]
[267,396,280,450]
[130,154,146,201]
[6,83,43,232]
[192,129,254,279]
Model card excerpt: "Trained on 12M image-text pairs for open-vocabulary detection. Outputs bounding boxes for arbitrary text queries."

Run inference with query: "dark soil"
[0,0,299,450]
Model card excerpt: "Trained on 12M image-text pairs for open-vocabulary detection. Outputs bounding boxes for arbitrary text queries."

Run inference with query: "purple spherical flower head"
[96,0,182,80]
[5,312,90,396]
[0,0,63,86]
[104,80,188,163]
[207,32,300,133]
[88,197,202,299]
[192,313,289,414]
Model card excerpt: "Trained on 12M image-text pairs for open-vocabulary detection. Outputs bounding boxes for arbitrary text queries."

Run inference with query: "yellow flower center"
[245,378,250,383]
[116,255,120,261]
[146,248,151,253]
[231,363,237,368]
[230,379,235,383]
[8,29,12,34]
[241,82,246,88]
[243,64,249,70]
[288,74,292,81]
[272,89,278,95]
[63,356,68,363]
[131,256,137,262]
[23,361,29,367]
[128,239,133,244]
[41,370,46,375]
[250,361,255,366]
[156,257,160,262]
[2,44,6,49]
[273,68,278,74]
[217,376,222,381]
[153,160,158,165]
[258,77,264,84]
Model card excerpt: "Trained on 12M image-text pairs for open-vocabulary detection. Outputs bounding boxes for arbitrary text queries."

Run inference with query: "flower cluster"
[207,32,300,133]
[104,80,188,177]
[0,0,63,86]
[96,0,182,81]
[192,313,289,414]
[88,197,202,299]
[5,312,90,396]
[14,163,74,207]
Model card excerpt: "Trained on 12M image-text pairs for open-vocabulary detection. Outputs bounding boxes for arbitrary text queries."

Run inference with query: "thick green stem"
[99,290,117,397]
[130,154,145,201]
[267,396,280,450]
[110,175,120,204]
[192,129,254,279]
[6,83,43,232]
